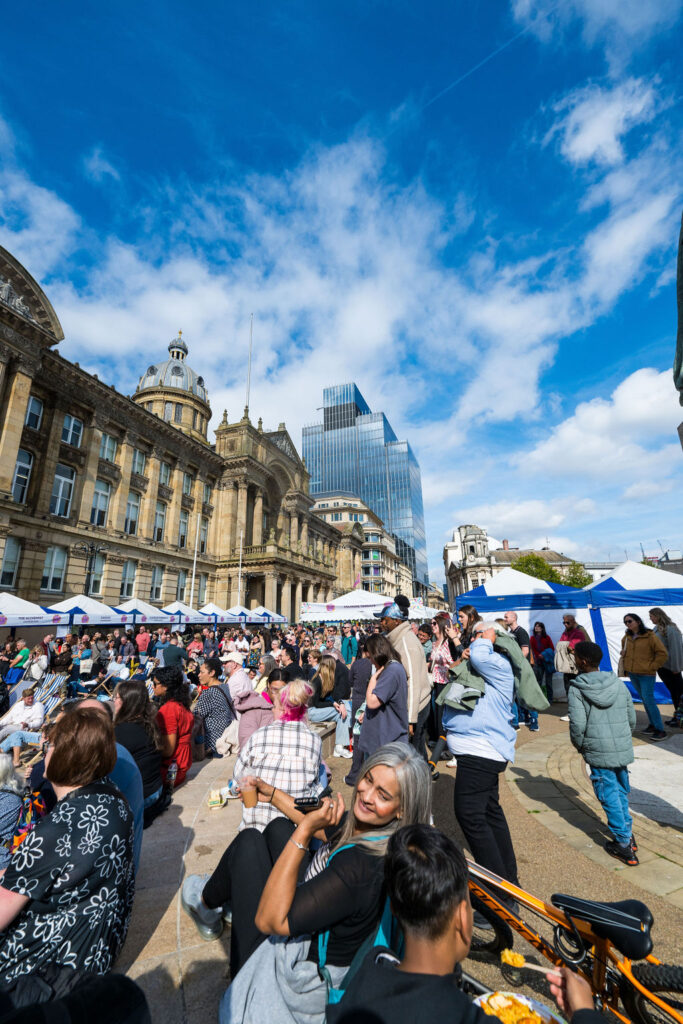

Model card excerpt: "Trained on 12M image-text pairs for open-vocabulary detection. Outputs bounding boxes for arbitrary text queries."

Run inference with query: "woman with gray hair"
[218,742,431,1024]
[0,754,24,869]
[254,653,278,694]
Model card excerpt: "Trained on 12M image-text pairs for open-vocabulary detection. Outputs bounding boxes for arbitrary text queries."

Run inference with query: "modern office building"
[303,383,429,592]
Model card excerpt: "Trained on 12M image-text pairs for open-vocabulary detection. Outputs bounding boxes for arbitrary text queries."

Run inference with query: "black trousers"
[202,817,307,977]
[452,753,518,884]
[410,700,431,763]
[658,666,683,710]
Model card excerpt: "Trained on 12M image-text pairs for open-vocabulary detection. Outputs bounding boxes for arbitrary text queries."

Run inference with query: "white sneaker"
[333,744,353,758]
[445,758,457,768]
[560,715,570,722]
[181,874,223,940]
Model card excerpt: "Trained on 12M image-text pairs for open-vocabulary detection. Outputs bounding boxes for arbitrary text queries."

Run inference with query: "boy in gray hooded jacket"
[568,641,637,866]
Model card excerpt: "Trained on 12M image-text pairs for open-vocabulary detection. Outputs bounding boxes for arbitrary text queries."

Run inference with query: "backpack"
[317,840,402,1005]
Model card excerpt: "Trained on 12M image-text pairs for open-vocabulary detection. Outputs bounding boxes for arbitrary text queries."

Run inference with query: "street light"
[73,541,109,597]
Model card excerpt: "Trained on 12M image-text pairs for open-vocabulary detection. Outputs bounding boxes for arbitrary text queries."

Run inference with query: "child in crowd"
[328,824,603,1024]
[568,641,637,866]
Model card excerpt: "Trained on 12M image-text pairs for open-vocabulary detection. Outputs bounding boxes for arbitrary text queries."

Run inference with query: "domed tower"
[133,331,211,444]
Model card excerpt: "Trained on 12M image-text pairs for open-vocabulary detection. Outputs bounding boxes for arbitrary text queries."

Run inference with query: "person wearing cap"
[221,651,253,700]
[375,595,432,769]
[444,620,518,886]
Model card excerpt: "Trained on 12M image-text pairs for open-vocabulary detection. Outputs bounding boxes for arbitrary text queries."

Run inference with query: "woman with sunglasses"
[620,613,668,740]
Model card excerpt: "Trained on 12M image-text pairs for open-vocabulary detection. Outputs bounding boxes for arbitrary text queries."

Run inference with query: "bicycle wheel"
[621,964,683,1024]
[469,892,514,956]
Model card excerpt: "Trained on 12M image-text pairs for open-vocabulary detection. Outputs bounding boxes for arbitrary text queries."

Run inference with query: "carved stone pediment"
[0,246,64,341]
[98,458,121,484]
[130,472,149,494]
[158,483,173,502]
[202,501,214,517]
[181,493,195,511]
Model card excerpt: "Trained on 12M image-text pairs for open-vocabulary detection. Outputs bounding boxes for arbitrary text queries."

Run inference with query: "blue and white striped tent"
[457,563,682,704]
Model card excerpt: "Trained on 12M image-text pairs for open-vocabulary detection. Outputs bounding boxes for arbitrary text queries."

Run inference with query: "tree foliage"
[510,553,562,583]
[563,561,593,588]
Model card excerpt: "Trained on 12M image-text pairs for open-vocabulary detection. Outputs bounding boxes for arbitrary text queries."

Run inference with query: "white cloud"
[83,146,121,183]
[622,480,674,500]
[454,498,597,545]
[511,0,682,66]
[546,78,662,167]
[520,368,681,481]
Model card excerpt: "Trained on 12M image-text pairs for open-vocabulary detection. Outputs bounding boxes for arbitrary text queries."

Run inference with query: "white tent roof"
[0,593,70,627]
[585,559,683,590]
[162,601,210,623]
[227,605,268,622]
[333,588,391,607]
[117,599,173,622]
[251,605,286,623]
[199,603,240,622]
[482,567,558,595]
[47,594,132,624]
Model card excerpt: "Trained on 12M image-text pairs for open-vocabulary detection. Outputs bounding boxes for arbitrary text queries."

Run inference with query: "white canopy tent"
[455,567,593,645]
[161,601,212,625]
[226,604,269,623]
[116,599,174,624]
[199,603,240,624]
[46,594,134,626]
[251,604,286,623]
[0,593,70,628]
[583,561,683,698]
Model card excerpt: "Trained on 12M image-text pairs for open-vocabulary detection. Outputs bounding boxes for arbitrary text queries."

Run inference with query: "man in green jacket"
[569,641,637,866]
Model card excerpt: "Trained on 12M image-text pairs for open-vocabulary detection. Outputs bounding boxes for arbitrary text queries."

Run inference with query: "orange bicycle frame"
[467,859,683,1024]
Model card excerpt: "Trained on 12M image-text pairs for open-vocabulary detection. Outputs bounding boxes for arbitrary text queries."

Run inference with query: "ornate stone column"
[281,577,292,622]
[140,447,162,539]
[294,579,303,621]
[110,436,136,534]
[0,360,36,499]
[289,512,299,550]
[77,412,107,527]
[236,479,248,547]
[301,519,309,556]
[265,571,278,612]
[35,398,71,515]
[165,461,183,550]
[253,489,263,545]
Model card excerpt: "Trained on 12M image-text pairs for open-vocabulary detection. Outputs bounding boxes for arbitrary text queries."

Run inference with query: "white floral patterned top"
[0,781,135,983]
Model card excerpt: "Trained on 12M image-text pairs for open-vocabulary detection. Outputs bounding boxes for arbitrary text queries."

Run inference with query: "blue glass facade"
[303,383,429,587]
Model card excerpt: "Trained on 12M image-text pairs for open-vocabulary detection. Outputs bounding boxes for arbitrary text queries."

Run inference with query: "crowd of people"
[0,596,678,1022]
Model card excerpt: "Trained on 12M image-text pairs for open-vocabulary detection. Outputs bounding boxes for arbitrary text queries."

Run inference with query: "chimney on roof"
[502,539,509,550]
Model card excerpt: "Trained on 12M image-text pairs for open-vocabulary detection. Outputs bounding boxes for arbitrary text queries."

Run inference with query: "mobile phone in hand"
[294,797,322,813]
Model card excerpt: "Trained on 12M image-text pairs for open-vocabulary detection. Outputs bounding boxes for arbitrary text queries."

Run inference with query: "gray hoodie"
[568,671,636,768]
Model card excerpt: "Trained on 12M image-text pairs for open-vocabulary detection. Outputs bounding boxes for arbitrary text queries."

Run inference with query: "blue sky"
[1,0,682,583]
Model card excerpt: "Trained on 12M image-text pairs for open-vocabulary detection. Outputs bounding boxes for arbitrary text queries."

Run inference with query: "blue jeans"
[143,785,163,809]
[0,729,40,754]
[628,674,663,731]
[589,766,632,846]
[308,703,351,746]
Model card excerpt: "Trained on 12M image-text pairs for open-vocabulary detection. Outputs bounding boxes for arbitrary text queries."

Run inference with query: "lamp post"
[73,542,109,597]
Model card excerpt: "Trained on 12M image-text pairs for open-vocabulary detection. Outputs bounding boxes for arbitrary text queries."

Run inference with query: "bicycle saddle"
[551,894,653,960]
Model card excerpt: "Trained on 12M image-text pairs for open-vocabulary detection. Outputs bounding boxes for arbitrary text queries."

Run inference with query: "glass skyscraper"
[302,383,429,587]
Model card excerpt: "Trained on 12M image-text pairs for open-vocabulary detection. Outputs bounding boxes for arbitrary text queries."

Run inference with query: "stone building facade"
[443,524,572,607]
[311,492,414,596]
[0,245,360,621]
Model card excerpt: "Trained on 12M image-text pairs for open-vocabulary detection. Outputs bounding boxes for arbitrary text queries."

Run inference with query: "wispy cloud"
[83,146,121,183]
[511,0,683,68]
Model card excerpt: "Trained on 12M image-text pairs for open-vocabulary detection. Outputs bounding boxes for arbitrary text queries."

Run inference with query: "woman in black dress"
[113,679,167,826]
[0,706,135,998]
